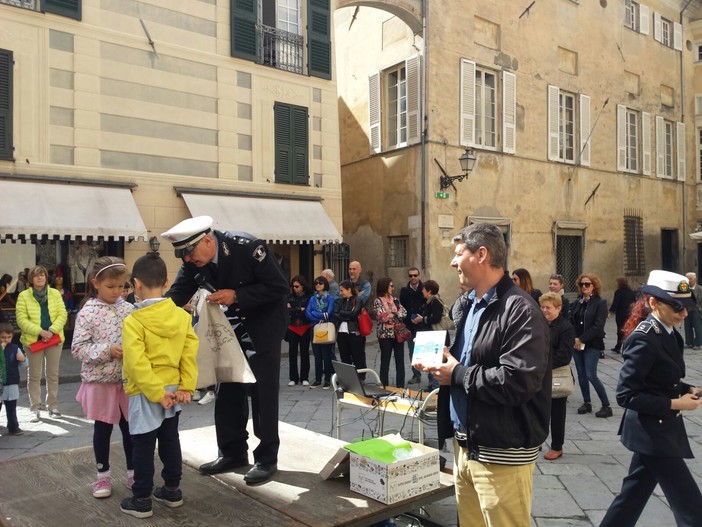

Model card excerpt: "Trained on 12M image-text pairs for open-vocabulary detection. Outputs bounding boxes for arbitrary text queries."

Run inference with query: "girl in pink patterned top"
[72,257,134,499]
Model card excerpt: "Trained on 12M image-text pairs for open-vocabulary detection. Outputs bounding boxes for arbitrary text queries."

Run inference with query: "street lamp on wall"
[149,236,160,252]
[437,148,478,192]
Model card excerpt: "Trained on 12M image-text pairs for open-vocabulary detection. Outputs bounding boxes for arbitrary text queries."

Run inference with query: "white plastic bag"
[193,290,256,387]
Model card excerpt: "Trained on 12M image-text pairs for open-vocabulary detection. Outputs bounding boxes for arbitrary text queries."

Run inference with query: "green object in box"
[344,434,412,464]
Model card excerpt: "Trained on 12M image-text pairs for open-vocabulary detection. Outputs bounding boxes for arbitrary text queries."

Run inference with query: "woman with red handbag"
[333,280,368,377]
[373,277,408,388]
[15,265,68,422]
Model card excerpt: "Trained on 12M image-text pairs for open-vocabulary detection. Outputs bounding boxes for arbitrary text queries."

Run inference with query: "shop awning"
[0,180,148,241]
[181,192,342,244]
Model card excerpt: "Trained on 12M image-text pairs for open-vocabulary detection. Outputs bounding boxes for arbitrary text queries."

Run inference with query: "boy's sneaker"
[125,470,135,490]
[120,496,153,518]
[30,410,40,423]
[48,409,62,418]
[322,382,331,390]
[310,381,322,388]
[302,380,310,386]
[8,428,24,436]
[191,390,202,402]
[92,474,112,498]
[153,486,183,508]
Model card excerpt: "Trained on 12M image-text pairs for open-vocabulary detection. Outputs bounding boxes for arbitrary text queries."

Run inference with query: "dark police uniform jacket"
[166,231,289,355]
[617,315,694,458]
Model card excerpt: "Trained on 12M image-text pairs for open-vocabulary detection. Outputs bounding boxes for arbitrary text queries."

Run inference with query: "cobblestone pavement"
[2,318,701,526]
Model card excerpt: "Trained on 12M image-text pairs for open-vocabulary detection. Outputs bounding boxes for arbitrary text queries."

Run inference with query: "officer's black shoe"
[199,456,249,475]
[244,462,277,484]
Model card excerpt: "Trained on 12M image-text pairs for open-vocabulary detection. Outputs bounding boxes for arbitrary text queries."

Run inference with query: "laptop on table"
[332,360,395,398]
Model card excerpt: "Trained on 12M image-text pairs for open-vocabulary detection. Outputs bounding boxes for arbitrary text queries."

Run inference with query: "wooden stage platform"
[0,422,453,526]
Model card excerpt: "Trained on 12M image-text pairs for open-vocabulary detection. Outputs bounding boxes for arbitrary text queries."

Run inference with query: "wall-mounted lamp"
[436,148,478,191]
[149,236,160,252]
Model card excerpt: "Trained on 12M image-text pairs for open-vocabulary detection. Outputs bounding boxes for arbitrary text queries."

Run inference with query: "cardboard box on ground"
[320,435,440,505]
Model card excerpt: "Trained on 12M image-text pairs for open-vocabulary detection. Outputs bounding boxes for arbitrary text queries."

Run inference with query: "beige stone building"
[335,0,702,300]
[0,0,343,304]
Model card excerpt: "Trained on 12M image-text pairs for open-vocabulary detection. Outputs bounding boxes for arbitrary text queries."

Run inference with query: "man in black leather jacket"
[418,223,550,527]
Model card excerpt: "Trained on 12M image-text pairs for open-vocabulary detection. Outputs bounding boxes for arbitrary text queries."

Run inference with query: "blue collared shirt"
[450,286,495,433]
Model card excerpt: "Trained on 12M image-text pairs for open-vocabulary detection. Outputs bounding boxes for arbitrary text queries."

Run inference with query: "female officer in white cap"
[601,270,702,527]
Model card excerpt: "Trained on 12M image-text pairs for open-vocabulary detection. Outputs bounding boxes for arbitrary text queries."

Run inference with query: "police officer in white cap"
[162,216,288,484]
[601,270,702,527]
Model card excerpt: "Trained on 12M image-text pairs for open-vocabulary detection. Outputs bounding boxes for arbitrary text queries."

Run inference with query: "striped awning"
[181,192,341,244]
[0,180,148,241]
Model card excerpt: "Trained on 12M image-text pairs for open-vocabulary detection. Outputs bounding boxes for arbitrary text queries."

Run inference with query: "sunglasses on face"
[408,274,419,278]
[579,282,593,288]
[315,281,325,286]
[659,299,686,313]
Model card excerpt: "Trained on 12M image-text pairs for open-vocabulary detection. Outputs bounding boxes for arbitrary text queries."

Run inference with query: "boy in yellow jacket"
[120,253,198,519]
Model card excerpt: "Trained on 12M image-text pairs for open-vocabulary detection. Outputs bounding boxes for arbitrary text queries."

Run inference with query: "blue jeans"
[573,347,610,406]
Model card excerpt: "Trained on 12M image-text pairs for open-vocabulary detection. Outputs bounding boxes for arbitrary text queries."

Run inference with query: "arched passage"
[335,0,423,35]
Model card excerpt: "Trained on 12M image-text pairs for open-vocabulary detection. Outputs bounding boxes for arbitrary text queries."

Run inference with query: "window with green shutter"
[275,102,309,185]
[307,0,331,79]
[44,0,82,21]
[0,49,13,161]
[231,0,257,61]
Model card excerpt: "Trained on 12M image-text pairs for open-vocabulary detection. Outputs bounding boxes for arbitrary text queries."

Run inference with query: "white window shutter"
[502,71,516,155]
[677,121,686,180]
[653,12,662,42]
[548,85,560,161]
[656,115,665,177]
[579,94,591,166]
[674,22,683,51]
[460,59,476,147]
[368,72,381,154]
[617,105,627,171]
[406,55,421,145]
[639,4,649,35]
[642,112,651,175]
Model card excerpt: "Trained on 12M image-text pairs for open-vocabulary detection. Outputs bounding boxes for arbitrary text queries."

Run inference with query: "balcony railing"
[1,0,38,10]
[257,24,304,75]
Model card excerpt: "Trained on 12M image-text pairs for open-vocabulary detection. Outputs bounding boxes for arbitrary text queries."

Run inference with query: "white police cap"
[161,216,213,258]
[641,270,695,309]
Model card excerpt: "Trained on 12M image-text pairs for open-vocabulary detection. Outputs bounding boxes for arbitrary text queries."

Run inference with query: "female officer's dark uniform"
[601,276,702,527]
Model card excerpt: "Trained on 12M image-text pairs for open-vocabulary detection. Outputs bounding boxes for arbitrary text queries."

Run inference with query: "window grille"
[556,235,582,293]
[323,242,349,283]
[388,236,408,268]
[623,210,645,276]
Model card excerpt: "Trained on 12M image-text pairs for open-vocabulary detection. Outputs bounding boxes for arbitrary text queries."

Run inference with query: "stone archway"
[335,0,423,35]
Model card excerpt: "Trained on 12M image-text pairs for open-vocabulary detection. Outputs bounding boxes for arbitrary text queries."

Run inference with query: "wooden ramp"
[0,444,300,527]
[0,422,453,527]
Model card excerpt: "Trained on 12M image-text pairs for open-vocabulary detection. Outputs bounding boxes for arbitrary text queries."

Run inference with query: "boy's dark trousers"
[4,399,18,432]
[130,413,182,499]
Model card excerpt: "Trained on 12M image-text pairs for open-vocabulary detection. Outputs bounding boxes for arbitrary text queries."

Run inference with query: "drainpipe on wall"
[420,0,428,270]
[681,0,692,270]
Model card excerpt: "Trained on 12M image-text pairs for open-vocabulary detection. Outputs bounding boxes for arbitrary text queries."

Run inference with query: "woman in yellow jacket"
[15,266,67,421]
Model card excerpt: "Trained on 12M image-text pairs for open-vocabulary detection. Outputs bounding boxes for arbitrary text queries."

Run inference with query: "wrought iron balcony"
[1,0,37,10]
[257,24,304,75]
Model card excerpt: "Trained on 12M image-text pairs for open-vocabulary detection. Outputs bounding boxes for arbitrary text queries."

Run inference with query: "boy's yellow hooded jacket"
[122,298,198,403]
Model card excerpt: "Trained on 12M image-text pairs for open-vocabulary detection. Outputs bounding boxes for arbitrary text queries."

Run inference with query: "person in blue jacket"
[306,276,336,389]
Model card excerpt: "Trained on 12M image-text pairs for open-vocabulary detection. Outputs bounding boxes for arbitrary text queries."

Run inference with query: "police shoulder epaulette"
[634,320,659,334]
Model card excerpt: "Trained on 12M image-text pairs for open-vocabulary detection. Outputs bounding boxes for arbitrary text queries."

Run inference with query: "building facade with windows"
[335,0,702,298]
[0,0,344,305]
